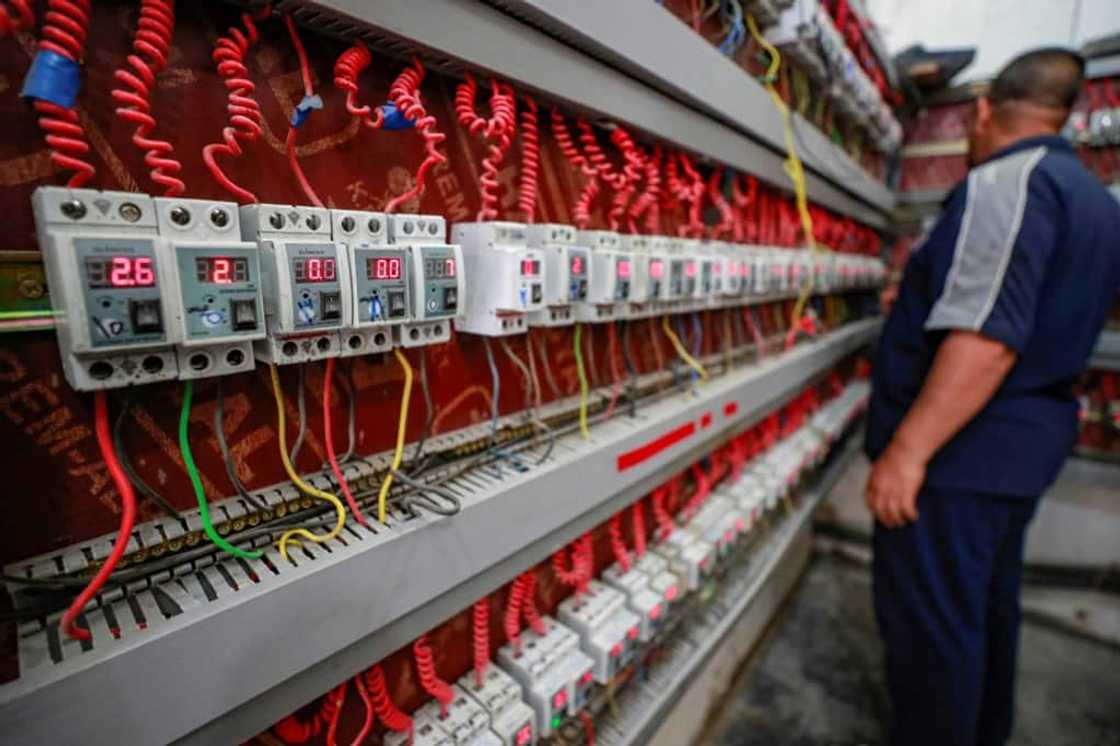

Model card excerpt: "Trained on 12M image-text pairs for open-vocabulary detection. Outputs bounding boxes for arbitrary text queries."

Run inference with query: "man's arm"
[866,330,1017,527]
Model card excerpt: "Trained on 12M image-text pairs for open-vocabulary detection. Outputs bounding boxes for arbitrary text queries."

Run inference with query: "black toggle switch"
[231,298,258,331]
[388,290,407,318]
[443,286,457,310]
[129,299,163,334]
[320,291,342,321]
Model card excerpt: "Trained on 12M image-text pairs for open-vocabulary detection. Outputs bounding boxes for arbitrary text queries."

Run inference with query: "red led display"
[293,257,337,283]
[617,259,631,279]
[570,255,585,275]
[520,258,540,276]
[367,257,402,281]
[86,256,156,289]
[685,261,698,278]
[516,725,533,746]
[424,257,456,278]
[649,260,665,279]
[195,257,248,284]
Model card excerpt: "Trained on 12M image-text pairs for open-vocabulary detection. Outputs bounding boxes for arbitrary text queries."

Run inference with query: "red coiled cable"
[686,461,710,515]
[518,96,540,223]
[111,0,183,195]
[273,682,346,744]
[629,143,661,233]
[283,13,324,208]
[472,598,491,687]
[577,120,621,186]
[350,675,376,746]
[608,514,631,572]
[504,574,527,654]
[652,486,673,540]
[553,545,583,587]
[324,357,367,527]
[0,0,32,36]
[607,126,644,231]
[553,111,599,229]
[679,153,706,238]
[579,710,597,746]
[202,9,268,204]
[455,74,515,221]
[413,635,454,718]
[332,43,384,130]
[632,501,647,558]
[731,173,756,242]
[386,57,448,214]
[60,391,136,641]
[365,663,413,735]
[520,572,546,635]
[575,532,594,595]
[708,168,734,239]
[32,0,95,188]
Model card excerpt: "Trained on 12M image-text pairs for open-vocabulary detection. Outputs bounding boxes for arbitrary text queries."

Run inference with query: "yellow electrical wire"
[269,364,347,562]
[661,315,709,381]
[574,323,590,440]
[377,348,414,524]
[745,13,821,339]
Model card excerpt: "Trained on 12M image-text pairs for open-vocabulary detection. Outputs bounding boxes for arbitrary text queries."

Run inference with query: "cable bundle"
[517,96,540,223]
[632,501,647,558]
[520,572,546,635]
[332,43,384,130]
[386,58,447,213]
[203,9,269,203]
[111,0,183,195]
[273,683,347,744]
[365,663,413,735]
[678,153,706,238]
[456,74,516,221]
[0,0,32,36]
[606,126,645,231]
[472,598,491,687]
[553,111,599,229]
[732,173,757,243]
[629,143,662,234]
[608,514,631,572]
[413,635,454,718]
[708,168,734,239]
[651,486,673,540]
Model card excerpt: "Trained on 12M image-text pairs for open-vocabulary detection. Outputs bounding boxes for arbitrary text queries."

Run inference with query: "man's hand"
[865,441,926,528]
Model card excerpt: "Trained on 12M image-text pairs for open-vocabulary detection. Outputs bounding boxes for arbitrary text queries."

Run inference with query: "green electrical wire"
[574,323,590,440]
[180,380,262,560]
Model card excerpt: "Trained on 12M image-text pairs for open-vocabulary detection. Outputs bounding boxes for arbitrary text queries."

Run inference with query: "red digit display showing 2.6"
[86,256,156,289]
[367,257,402,281]
[293,257,337,283]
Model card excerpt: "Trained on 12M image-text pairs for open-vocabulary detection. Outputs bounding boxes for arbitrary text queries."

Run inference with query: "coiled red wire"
[273,682,346,744]
[686,462,710,515]
[629,143,661,234]
[202,9,268,204]
[652,485,673,540]
[632,502,647,558]
[608,514,631,572]
[365,663,413,735]
[455,74,515,221]
[679,153,706,238]
[111,0,183,195]
[575,532,593,595]
[518,96,540,223]
[332,43,384,130]
[32,0,95,188]
[553,111,598,229]
[472,598,491,687]
[708,168,734,239]
[413,634,454,718]
[386,57,448,214]
[520,572,546,635]
[607,126,643,231]
[504,574,527,654]
[349,675,376,746]
[552,545,583,587]
[732,173,757,243]
[0,0,32,36]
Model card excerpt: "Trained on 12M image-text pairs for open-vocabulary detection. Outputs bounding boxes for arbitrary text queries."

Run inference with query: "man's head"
[967,47,1084,165]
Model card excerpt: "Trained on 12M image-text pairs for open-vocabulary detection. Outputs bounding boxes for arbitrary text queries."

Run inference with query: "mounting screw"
[306,214,322,230]
[169,205,191,226]
[269,212,285,229]
[18,278,44,299]
[209,207,229,227]
[60,200,86,220]
[119,203,142,222]
[340,216,356,233]
[367,216,382,234]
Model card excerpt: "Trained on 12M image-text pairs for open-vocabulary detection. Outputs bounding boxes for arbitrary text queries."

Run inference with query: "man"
[865,48,1120,746]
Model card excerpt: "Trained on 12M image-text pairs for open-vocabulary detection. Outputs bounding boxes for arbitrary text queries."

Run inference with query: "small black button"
[531,284,542,304]
[230,299,258,331]
[578,279,588,300]
[320,291,342,321]
[443,286,457,310]
[388,290,407,318]
[129,299,163,334]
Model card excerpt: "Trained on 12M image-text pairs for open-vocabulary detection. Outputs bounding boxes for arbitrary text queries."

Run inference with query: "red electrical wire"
[732,173,757,242]
[553,111,599,229]
[386,57,448,214]
[32,0,96,188]
[708,168,734,239]
[324,356,367,527]
[579,710,596,746]
[679,153,706,238]
[365,663,413,735]
[323,682,348,746]
[606,126,643,231]
[332,43,384,130]
[203,9,269,203]
[602,322,623,421]
[283,14,324,208]
[608,514,631,571]
[455,74,515,221]
[0,0,33,36]
[629,143,662,234]
[350,675,376,746]
[686,461,710,515]
[472,598,490,687]
[632,501,647,558]
[60,391,136,641]
[504,575,527,654]
[413,634,454,718]
[578,120,631,230]
[576,532,594,595]
[651,486,673,540]
[553,546,583,587]
[110,0,183,195]
[518,96,540,223]
[520,572,546,635]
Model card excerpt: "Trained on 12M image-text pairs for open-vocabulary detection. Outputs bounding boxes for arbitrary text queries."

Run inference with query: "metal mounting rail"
[276,0,891,229]
[0,319,880,746]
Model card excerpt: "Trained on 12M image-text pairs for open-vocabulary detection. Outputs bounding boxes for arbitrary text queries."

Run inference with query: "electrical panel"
[525,223,588,328]
[155,198,265,379]
[332,208,402,357]
[453,221,545,337]
[32,187,180,390]
[388,213,463,348]
[240,203,347,364]
[575,229,630,323]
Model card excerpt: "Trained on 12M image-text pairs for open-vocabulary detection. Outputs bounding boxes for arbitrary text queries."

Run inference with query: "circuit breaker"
[575,230,631,323]
[720,246,743,298]
[620,234,654,314]
[32,187,180,390]
[453,221,545,337]
[332,209,403,356]
[677,239,701,303]
[458,666,537,746]
[240,203,348,364]
[155,198,265,379]
[556,580,641,683]
[388,214,464,348]
[525,223,588,327]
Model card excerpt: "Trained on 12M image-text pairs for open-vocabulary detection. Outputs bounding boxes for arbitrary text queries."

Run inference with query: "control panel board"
[333,208,403,356]
[389,213,463,348]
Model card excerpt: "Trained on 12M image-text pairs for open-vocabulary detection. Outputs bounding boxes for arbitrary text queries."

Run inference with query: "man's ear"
[975,96,992,130]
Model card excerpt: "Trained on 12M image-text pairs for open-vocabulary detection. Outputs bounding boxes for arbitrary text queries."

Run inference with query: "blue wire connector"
[378,101,416,131]
[21,50,81,108]
[290,94,324,128]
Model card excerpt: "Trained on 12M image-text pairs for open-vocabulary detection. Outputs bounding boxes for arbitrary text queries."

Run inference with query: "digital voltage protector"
[155,198,264,379]
[677,239,701,304]
[388,213,464,348]
[575,229,631,323]
[32,187,179,390]
[240,204,348,364]
[525,223,588,327]
[620,234,654,318]
[644,236,673,313]
[453,221,544,337]
[654,237,686,310]
[720,244,743,299]
[332,208,404,357]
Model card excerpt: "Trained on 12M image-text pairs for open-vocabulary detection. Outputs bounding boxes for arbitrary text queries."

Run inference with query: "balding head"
[967,47,1085,165]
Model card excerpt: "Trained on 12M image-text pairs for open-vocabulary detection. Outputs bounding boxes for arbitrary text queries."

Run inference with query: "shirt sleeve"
[924,147,1059,353]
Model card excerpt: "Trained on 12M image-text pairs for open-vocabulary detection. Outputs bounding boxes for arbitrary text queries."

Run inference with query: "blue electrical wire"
[718,0,747,57]
[691,313,703,386]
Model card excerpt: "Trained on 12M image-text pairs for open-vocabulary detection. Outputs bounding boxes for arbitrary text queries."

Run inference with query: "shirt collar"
[981,134,1072,165]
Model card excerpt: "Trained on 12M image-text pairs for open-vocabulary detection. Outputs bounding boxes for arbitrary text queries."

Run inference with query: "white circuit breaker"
[497,616,590,739]
[240,203,348,364]
[32,187,180,390]
[458,666,537,746]
[155,198,265,379]
[575,230,631,323]
[453,221,545,337]
[556,580,641,683]
[620,234,653,315]
[720,245,744,299]
[389,214,464,348]
[525,223,588,327]
[331,209,405,356]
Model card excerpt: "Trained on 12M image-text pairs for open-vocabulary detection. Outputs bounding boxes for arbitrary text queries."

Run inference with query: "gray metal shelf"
[279,0,891,229]
[1091,329,1120,371]
[0,320,881,746]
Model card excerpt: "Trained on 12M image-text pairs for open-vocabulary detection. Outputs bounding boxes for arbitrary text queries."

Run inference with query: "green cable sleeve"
[180,380,262,560]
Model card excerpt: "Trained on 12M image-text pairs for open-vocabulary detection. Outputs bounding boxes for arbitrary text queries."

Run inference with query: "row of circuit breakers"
[33,187,886,391]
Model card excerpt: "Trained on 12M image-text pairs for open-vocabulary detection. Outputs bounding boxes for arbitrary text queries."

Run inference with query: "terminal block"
[453,221,544,337]
[240,203,347,364]
[654,529,715,592]
[525,223,588,327]
[332,209,404,356]
[32,187,179,389]
[416,684,493,745]
[458,666,537,746]
[557,580,641,683]
[496,616,586,739]
[386,709,453,746]
[389,214,464,348]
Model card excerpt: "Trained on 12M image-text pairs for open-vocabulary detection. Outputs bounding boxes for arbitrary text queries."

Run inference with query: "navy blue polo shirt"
[866,135,1120,497]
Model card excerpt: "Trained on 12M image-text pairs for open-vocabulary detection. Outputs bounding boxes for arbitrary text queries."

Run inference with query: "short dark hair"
[989,47,1085,110]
